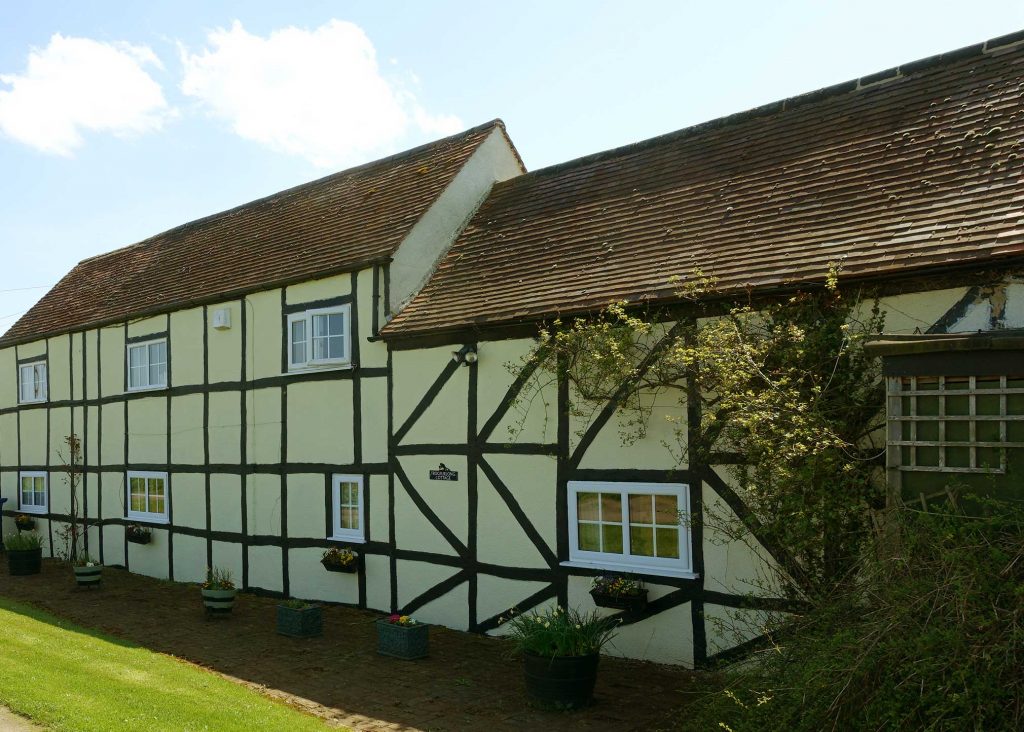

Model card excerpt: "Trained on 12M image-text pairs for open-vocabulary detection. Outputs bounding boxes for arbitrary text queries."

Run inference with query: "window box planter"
[73,564,102,588]
[522,652,600,710]
[7,548,42,576]
[201,587,237,615]
[589,588,648,614]
[126,526,152,545]
[376,618,429,660]
[277,603,322,638]
[14,517,36,532]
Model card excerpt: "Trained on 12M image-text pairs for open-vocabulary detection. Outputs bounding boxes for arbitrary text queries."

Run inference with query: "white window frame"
[566,480,695,578]
[126,338,168,392]
[287,304,352,372]
[330,473,365,543]
[18,471,47,514]
[18,361,47,404]
[126,470,169,524]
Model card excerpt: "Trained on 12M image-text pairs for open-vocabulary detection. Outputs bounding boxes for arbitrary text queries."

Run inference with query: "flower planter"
[522,652,600,710]
[321,558,357,574]
[126,531,151,545]
[201,587,237,615]
[7,548,42,576]
[15,519,36,532]
[277,604,322,638]
[73,564,103,588]
[376,619,429,660]
[589,588,648,614]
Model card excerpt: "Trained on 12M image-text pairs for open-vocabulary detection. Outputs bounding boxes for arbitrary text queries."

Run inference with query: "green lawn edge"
[0,595,334,731]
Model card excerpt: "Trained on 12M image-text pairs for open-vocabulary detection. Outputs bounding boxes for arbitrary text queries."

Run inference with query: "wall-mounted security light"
[451,345,478,366]
[212,308,232,330]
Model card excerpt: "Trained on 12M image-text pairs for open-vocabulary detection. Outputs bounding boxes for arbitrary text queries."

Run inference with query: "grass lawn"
[0,596,332,731]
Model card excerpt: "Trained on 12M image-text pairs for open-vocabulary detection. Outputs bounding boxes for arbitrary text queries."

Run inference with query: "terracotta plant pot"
[522,652,600,710]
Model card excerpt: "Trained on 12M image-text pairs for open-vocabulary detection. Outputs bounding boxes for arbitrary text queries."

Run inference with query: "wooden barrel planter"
[7,548,42,576]
[522,652,600,710]
[73,564,103,588]
[376,619,429,659]
[201,588,237,615]
[277,604,323,638]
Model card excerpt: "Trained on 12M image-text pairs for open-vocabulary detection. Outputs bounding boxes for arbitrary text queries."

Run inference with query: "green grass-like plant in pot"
[200,566,237,616]
[6,531,45,576]
[504,605,619,710]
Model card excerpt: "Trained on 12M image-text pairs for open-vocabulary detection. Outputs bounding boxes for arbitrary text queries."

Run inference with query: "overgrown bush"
[684,499,1024,731]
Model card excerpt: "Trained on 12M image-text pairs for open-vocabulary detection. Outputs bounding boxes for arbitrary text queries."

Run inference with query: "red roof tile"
[1,120,510,345]
[384,35,1024,338]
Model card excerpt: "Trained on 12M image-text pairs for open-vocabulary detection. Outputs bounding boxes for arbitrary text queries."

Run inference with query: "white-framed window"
[288,305,351,372]
[126,338,168,391]
[888,375,1024,474]
[127,471,169,523]
[567,481,693,577]
[18,471,47,514]
[330,473,364,542]
[18,361,47,403]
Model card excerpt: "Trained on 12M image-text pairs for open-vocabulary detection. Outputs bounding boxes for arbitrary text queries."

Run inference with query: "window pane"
[313,314,329,337]
[150,361,166,386]
[656,527,680,558]
[33,365,45,399]
[602,524,623,553]
[577,493,599,521]
[291,320,307,364]
[655,495,678,523]
[628,494,653,523]
[600,493,622,522]
[327,335,345,360]
[630,526,655,556]
[20,477,31,504]
[578,522,600,551]
[340,507,358,530]
[129,345,145,368]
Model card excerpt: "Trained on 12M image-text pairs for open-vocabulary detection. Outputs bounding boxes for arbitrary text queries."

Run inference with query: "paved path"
[0,706,40,731]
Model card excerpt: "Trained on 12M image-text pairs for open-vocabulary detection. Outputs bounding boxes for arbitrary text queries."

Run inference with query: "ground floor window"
[331,474,364,542]
[127,471,168,523]
[19,471,47,513]
[567,480,691,576]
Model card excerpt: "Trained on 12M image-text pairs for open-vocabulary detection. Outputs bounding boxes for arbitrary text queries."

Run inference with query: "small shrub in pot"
[376,614,429,659]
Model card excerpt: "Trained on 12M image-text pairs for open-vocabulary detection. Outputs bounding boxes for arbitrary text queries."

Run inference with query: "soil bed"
[0,561,704,731]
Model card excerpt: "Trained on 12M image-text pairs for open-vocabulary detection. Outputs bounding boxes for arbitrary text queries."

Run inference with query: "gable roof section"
[1,120,513,346]
[384,33,1024,339]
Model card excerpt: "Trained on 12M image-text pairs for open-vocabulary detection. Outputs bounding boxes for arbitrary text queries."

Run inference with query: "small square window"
[18,362,47,404]
[19,472,47,514]
[127,339,168,391]
[126,471,169,523]
[288,305,351,372]
[330,474,364,542]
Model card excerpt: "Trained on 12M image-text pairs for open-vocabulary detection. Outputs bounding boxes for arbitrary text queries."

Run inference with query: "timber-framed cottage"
[3,31,1024,666]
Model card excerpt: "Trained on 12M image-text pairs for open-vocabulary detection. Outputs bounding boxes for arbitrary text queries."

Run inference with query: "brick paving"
[0,561,705,731]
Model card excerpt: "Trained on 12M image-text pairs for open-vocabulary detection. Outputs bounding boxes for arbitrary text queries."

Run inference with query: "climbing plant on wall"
[515,266,887,598]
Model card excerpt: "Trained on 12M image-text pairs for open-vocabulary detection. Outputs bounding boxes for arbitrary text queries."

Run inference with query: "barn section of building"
[2,30,1024,667]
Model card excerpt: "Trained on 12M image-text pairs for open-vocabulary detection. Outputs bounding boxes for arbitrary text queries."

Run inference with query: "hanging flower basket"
[376,615,429,660]
[589,575,648,613]
[14,515,36,532]
[321,547,358,573]
[125,525,152,545]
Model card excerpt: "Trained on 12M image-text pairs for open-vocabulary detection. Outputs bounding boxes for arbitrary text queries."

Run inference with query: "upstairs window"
[288,305,351,371]
[127,471,168,523]
[19,471,47,513]
[330,474,364,542]
[18,361,47,403]
[568,481,692,577]
[127,339,167,391]
[889,375,1024,474]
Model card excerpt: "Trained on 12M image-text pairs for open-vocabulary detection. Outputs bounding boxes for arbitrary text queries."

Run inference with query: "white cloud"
[0,34,170,156]
[180,20,463,168]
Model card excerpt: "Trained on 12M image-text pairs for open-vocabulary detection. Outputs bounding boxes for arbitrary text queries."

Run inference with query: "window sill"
[126,515,169,525]
[17,399,47,405]
[18,506,47,515]
[560,560,700,580]
[328,535,365,544]
[126,385,168,394]
[287,363,354,376]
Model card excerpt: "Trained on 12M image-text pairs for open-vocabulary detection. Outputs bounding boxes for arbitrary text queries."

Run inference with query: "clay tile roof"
[1,120,510,345]
[384,34,1024,339]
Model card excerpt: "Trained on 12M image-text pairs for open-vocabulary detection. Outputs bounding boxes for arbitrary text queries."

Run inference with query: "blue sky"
[2,1,1023,334]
